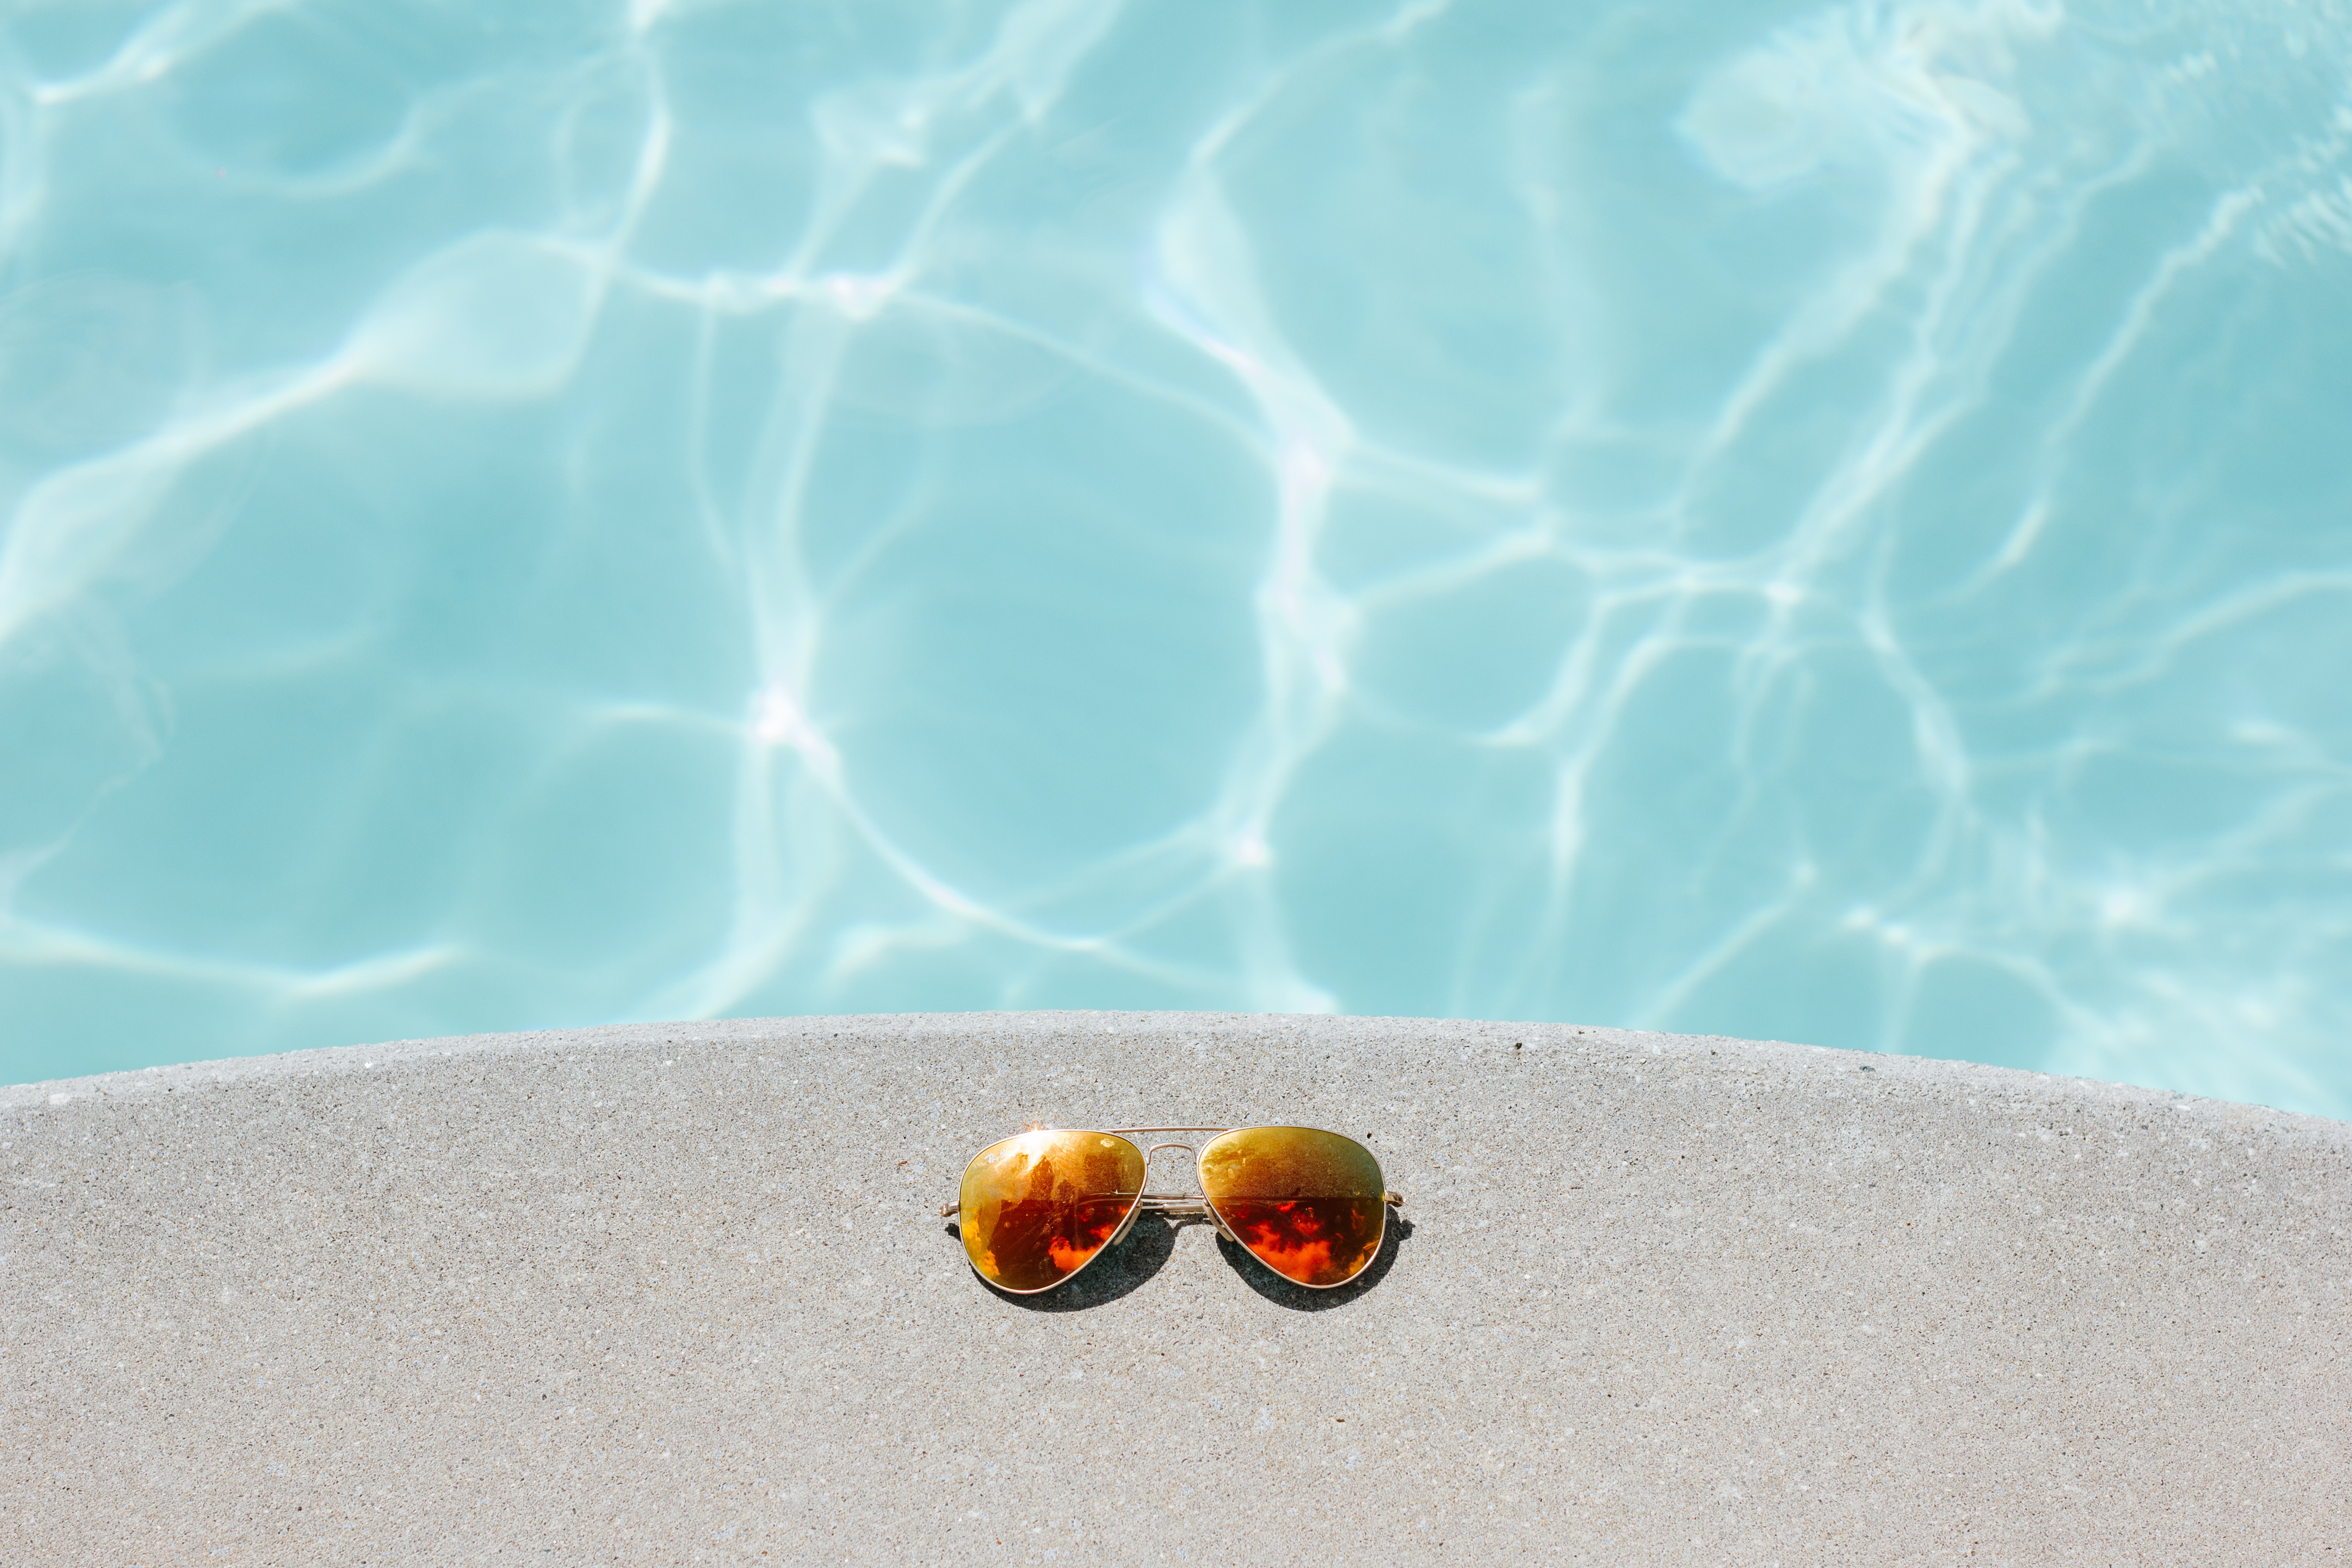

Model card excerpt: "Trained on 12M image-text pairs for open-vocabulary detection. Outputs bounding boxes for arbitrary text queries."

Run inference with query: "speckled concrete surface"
[3,1012,2347,1565]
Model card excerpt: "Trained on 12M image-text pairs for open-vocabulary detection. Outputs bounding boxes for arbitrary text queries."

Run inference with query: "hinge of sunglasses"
[937,1189,1404,1218]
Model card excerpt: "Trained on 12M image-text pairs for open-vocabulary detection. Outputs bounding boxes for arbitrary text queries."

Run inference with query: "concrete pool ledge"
[4,1012,2346,1563]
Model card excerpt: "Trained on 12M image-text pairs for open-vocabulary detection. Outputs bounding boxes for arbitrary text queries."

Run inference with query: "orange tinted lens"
[957,1131,1145,1292]
[1198,1126,1386,1288]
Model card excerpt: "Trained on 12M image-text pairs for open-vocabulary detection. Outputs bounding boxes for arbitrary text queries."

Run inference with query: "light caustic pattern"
[1,1,2349,1114]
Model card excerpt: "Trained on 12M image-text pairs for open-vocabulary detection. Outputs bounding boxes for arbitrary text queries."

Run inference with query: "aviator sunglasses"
[940,1125,1404,1294]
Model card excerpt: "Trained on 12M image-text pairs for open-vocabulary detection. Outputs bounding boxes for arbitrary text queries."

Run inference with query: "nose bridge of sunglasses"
[1137,1142,1204,1210]
[1130,1143,1244,1242]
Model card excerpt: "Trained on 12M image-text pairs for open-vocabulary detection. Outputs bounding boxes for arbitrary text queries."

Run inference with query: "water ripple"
[2,0,2348,1117]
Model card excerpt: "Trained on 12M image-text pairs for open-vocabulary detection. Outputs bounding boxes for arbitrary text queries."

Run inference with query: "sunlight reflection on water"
[2,0,2349,1117]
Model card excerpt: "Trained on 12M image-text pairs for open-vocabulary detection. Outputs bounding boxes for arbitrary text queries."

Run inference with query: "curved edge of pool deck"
[6,1012,2346,1565]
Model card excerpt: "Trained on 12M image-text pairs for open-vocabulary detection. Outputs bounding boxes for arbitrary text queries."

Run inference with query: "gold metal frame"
[939,1125,1406,1295]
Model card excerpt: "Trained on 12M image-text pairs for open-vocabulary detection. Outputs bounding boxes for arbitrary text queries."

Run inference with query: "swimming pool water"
[2,0,2348,1117]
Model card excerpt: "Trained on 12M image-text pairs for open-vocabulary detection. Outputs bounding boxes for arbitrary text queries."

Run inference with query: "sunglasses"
[938,1125,1404,1294]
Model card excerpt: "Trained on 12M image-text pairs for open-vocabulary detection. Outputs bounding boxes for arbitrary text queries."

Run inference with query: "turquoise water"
[2,1,2349,1117]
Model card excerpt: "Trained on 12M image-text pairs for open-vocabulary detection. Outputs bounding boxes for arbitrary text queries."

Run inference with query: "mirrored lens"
[957,1130,1146,1292]
[1198,1126,1386,1288]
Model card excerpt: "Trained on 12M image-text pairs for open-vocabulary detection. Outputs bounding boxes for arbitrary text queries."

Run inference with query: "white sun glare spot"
[823,273,896,320]
[1279,442,1332,503]
[2229,717,2296,747]
[752,682,838,766]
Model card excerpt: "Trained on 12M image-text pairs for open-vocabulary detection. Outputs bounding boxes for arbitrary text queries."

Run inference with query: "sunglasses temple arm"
[934,1192,1216,1218]
[1136,1192,1211,1215]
